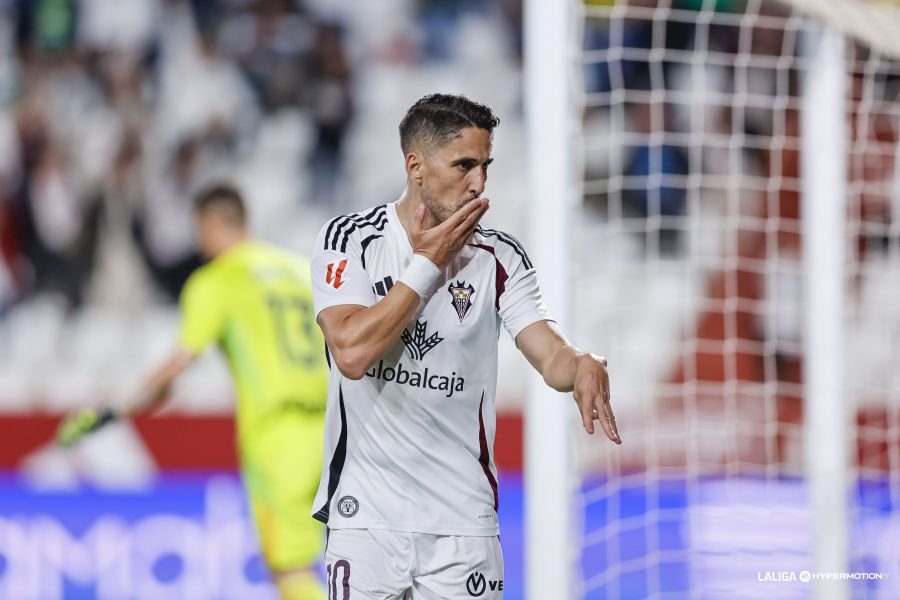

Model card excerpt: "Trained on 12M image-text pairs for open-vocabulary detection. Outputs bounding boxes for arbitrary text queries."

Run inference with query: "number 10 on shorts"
[327,560,350,600]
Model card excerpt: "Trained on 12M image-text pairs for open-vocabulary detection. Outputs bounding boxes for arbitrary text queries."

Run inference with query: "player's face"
[420,127,493,223]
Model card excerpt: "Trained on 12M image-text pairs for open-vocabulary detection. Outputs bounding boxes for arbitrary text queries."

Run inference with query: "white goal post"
[523,0,575,597]
[801,23,849,600]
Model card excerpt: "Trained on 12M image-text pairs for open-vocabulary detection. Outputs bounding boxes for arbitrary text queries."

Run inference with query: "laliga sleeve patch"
[326,259,349,289]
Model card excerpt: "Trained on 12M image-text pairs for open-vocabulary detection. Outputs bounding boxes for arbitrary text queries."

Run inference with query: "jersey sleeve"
[311,217,376,316]
[178,269,228,355]
[495,235,555,340]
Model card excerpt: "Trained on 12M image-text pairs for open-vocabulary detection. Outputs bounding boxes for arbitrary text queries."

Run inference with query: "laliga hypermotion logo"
[448,281,475,322]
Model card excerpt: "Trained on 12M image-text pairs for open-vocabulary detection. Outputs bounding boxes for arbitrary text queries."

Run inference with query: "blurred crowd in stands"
[583,0,895,257]
[583,0,796,255]
[0,0,524,316]
[2,0,892,355]
[581,0,898,392]
[0,0,352,313]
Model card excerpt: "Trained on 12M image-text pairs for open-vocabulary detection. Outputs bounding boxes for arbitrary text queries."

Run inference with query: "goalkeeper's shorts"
[241,412,326,572]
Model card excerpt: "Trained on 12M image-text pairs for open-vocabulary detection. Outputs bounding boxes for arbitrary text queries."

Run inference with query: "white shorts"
[324,528,504,600]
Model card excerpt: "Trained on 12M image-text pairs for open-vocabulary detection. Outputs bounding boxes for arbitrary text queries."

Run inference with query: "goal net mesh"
[572,0,900,597]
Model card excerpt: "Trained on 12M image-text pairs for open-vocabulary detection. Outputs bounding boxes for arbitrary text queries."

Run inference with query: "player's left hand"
[573,353,620,444]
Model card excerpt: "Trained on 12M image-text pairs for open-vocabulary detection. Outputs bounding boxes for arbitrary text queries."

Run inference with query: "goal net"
[569,0,900,597]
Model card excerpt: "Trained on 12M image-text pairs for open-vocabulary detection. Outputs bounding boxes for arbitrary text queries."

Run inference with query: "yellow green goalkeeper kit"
[179,241,329,572]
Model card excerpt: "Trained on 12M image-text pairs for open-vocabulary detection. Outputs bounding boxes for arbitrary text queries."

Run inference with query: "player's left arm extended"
[515,320,621,444]
[121,348,196,418]
[57,349,196,446]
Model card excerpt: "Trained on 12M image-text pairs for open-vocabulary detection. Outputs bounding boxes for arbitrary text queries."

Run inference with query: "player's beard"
[422,191,475,224]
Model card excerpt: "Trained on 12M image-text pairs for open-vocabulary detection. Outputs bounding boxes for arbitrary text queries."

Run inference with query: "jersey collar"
[387,200,414,255]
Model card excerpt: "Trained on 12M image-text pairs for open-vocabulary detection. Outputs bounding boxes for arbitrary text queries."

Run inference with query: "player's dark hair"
[399,93,500,155]
[194,183,247,227]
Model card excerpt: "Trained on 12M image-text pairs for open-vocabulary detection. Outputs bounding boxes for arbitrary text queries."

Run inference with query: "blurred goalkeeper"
[57,183,330,600]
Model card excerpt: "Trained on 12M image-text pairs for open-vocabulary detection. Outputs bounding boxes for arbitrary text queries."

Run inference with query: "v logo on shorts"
[466,571,486,596]
[326,259,348,289]
[466,571,503,596]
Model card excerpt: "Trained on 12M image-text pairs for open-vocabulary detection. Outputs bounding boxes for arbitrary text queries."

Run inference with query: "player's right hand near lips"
[409,198,489,268]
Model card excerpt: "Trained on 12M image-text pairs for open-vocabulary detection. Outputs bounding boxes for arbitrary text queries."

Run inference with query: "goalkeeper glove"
[56,408,118,447]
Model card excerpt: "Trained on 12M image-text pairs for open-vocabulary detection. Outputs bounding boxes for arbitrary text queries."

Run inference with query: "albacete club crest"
[448,281,475,322]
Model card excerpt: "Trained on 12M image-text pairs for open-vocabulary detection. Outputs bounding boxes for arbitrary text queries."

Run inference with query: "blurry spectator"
[583,1,651,95]
[18,136,100,309]
[764,246,803,384]
[132,137,206,301]
[416,0,483,62]
[497,0,523,63]
[622,98,689,255]
[0,108,21,199]
[0,194,21,314]
[847,68,898,260]
[87,129,153,307]
[1,0,369,313]
[743,3,794,139]
[0,7,18,105]
[189,0,224,37]
[306,20,353,208]
[584,0,703,96]
[15,0,79,56]
[95,51,152,132]
[59,56,140,197]
[219,0,312,112]
[78,0,160,54]
[31,53,108,156]
[0,255,15,316]
[0,110,21,302]
[675,0,741,11]
[157,5,260,155]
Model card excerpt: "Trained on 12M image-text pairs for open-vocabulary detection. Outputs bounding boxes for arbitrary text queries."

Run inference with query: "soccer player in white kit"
[310,94,621,599]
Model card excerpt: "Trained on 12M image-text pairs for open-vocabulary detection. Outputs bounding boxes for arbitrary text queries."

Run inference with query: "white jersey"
[310,201,552,536]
